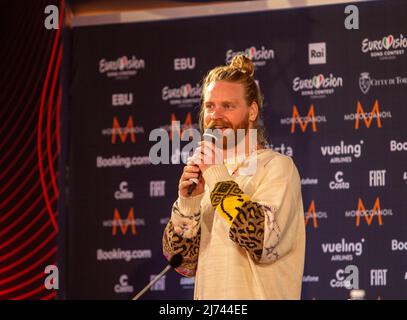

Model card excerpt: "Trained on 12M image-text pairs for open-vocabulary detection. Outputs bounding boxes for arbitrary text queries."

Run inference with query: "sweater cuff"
[177,193,203,216]
[202,164,232,191]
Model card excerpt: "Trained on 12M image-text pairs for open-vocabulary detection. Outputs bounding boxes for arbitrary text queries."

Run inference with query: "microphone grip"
[186,129,217,197]
[187,170,201,196]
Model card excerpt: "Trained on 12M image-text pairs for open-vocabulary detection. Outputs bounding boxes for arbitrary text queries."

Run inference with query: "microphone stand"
[132,264,172,300]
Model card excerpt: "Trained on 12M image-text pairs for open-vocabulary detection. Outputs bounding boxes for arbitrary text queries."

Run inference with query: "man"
[162,55,305,299]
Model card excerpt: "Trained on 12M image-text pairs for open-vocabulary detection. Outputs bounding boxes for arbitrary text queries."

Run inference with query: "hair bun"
[230,54,255,78]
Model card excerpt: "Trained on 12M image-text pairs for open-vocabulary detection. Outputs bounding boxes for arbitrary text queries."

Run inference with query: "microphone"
[131,253,183,300]
[187,127,219,196]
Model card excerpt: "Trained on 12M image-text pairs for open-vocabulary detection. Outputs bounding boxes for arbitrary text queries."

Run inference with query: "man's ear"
[249,102,259,122]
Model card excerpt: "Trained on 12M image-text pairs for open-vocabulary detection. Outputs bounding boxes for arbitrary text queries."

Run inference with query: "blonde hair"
[199,54,268,147]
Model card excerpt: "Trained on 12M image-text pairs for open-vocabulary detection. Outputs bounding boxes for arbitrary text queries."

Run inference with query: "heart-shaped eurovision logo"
[382,35,394,50]
[180,83,191,98]
[312,74,325,89]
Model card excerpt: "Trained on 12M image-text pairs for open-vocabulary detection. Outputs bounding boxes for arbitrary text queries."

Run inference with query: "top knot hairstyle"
[229,54,255,77]
[199,54,268,147]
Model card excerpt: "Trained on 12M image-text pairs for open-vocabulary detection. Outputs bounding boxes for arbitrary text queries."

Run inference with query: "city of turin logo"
[359,72,371,94]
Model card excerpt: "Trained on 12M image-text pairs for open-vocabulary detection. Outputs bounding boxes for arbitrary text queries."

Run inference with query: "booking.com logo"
[148,121,258,175]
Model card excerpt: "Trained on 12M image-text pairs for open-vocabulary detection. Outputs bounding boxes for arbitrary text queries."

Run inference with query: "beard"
[205,115,250,150]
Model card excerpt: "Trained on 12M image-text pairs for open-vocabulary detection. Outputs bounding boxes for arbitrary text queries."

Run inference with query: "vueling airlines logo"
[112,208,136,236]
[280,104,327,133]
[101,116,144,143]
[304,200,328,228]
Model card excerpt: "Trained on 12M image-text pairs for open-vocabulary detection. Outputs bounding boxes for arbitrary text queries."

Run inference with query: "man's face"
[203,81,252,149]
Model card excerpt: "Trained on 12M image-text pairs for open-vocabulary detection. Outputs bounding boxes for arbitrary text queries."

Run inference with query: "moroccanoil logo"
[100,116,144,144]
[280,104,327,133]
[355,197,382,226]
[343,100,392,129]
[101,208,146,236]
[344,197,393,226]
[304,200,328,228]
[111,208,137,236]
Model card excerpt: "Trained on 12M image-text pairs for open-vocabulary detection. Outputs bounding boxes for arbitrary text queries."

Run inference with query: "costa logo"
[114,181,134,200]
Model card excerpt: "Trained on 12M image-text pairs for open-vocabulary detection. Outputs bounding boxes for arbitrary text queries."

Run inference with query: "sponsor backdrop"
[64,0,407,299]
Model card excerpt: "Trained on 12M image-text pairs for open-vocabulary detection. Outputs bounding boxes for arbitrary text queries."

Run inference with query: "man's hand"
[179,160,205,198]
[190,140,223,174]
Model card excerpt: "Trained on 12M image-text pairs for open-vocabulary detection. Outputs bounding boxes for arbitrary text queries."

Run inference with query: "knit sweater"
[162,149,306,299]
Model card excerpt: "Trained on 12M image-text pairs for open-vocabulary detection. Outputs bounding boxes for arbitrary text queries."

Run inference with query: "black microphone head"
[169,253,183,268]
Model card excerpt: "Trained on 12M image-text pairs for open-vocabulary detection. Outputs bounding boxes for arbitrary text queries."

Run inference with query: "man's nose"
[210,106,224,120]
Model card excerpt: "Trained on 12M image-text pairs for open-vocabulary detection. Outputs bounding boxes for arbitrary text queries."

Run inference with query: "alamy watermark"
[44,5,59,30]
[149,121,258,175]
[44,265,59,290]
[344,5,359,30]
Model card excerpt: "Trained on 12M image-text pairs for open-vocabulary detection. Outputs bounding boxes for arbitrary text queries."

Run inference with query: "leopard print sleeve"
[162,200,201,277]
[210,180,280,263]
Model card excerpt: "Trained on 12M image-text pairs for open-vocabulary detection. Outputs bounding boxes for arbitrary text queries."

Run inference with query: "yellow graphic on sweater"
[218,194,250,224]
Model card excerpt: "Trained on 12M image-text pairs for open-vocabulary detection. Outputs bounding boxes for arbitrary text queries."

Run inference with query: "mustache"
[205,121,233,129]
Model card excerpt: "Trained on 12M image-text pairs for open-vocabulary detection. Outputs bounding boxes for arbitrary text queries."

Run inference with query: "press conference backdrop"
[64,0,407,299]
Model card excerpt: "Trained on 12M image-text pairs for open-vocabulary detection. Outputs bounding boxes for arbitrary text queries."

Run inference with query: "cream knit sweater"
[163,149,305,300]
